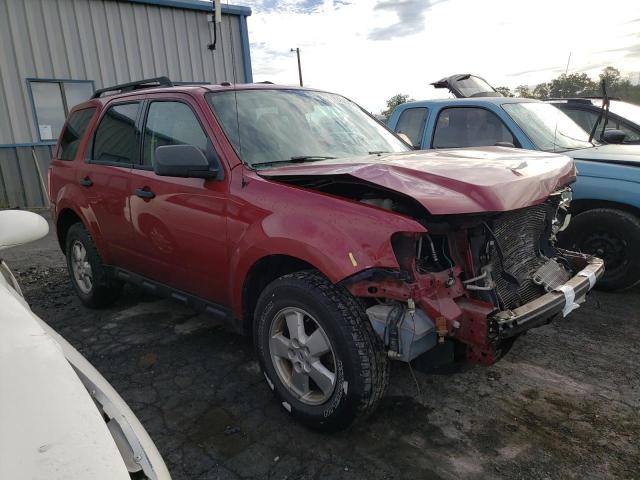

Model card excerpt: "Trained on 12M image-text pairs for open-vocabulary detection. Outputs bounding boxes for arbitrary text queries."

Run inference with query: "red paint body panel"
[259,147,576,214]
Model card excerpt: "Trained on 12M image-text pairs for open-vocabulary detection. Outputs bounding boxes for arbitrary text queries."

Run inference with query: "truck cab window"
[394,107,428,148]
[433,107,515,148]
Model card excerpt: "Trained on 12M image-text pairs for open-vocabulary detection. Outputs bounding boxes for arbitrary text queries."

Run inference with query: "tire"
[254,270,390,432]
[65,222,122,307]
[560,208,640,291]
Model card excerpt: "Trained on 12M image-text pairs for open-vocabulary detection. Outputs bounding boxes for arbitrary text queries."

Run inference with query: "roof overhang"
[125,0,252,16]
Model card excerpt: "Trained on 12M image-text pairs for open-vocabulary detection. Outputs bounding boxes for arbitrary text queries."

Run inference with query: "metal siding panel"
[146,6,169,75]
[159,7,180,79]
[185,11,205,81]
[174,9,193,81]
[0,148,27,207]
[132,3,157,77]
[74,0,104,87]
[118,2,144,80]
[104,1,131,83]
[229,15,245,83]
[16,147,45,207]
[88,0,117,87]
[40,0,72,78]
[58,0,89,79]
[198,13,217,82]
[4,1,38,143]
[24,0,55,77]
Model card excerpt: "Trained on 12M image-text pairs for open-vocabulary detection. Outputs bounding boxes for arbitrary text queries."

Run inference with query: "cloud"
[367,0,442,41]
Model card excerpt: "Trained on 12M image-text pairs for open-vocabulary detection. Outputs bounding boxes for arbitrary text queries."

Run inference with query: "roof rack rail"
[91,76,174,98]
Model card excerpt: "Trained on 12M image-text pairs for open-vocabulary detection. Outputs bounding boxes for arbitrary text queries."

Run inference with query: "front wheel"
[561,208,640,291]
[254,271,389,431]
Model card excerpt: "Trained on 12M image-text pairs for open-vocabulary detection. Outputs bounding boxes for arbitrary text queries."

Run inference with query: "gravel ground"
[3,213,640,480]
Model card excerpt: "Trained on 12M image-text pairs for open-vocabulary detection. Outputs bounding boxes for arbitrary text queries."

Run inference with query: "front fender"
[572,163,640,209]
[228,208,426,316]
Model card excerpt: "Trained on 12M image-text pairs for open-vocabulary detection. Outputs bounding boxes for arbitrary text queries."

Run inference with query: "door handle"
[79,177,93,187]
[134,188,155,199]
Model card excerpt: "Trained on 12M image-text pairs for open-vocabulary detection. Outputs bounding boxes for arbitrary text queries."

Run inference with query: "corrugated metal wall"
[0,0,249,208]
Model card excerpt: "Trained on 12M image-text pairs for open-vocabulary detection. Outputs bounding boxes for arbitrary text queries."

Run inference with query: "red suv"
[49,78,603,431]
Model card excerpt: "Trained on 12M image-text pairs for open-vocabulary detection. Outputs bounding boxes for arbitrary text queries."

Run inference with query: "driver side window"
[142,101,213,167]
[433,107,516,148]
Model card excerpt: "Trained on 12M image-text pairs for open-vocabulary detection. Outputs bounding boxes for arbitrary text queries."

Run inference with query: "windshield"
[609,100,640,126]
[206,89,408,168]
[502,102,594,151]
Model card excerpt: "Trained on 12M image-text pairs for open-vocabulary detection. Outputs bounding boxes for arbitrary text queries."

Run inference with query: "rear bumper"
[490,256,604,339]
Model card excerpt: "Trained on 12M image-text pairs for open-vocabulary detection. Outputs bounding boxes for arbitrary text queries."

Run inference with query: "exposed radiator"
[489,199,560,310]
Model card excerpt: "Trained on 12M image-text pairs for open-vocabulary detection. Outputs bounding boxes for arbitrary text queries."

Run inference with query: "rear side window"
[142,101,209,166]
[58,108,96,161]
[394,107,428,148]
[433,107,516,148]
[92,103,140,164]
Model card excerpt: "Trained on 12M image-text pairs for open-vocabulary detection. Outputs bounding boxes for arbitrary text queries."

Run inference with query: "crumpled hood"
[566,143,640,165]
[259,147,575,215]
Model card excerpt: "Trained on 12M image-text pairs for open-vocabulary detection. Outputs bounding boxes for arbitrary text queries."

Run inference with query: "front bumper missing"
[490,256,604,339]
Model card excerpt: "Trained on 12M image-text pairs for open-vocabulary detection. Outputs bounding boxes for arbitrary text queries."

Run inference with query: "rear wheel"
[65,223,122,307]
[254,271,389,431]
[561,208,640,291]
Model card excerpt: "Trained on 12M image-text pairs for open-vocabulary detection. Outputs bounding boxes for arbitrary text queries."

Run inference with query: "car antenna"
[223,0,247,187]
[589,80,610,143]
[552,52,572,151]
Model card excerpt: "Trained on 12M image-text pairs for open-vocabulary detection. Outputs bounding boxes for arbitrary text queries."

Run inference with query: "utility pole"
[291,47,303,87]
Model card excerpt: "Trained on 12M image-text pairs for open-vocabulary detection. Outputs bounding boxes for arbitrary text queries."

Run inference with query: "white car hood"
[0,262,170,480]
[0,270,131,480]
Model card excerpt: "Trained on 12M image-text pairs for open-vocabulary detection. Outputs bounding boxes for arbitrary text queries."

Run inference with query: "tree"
[515,85,533,98]
[547,73,598,98]
[495,86,514,97]
[532,83,550,100]
[381,94,413,119]
[599,66,621,90]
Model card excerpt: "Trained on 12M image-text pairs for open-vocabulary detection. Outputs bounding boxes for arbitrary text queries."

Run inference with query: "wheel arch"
[570,198,640,219]
[239,254,316,335]
[56,208,84,253]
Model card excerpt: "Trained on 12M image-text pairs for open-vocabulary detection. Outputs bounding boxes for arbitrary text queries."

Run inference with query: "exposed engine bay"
[265,172,603,366]
[339,185,600,365]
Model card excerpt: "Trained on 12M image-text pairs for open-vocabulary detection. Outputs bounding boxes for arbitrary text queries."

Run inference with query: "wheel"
[65,222,122,307]
[560,208,640,290]
[254,271,389,431]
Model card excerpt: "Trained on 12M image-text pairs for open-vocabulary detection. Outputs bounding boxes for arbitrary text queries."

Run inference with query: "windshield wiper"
[368,151,389,155]
[251,156,336,169]
[289,155,336,162]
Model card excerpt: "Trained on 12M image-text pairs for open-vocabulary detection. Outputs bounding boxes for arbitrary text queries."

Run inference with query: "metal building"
[0,0,252,208]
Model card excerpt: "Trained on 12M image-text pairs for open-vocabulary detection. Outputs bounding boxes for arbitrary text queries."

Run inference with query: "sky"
[230,0,640,113]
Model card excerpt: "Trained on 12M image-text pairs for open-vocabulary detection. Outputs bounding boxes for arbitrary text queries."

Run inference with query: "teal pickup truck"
[387,75,640,290]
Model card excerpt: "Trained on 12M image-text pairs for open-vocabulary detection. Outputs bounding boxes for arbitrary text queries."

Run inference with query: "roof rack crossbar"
[91,76,174,98]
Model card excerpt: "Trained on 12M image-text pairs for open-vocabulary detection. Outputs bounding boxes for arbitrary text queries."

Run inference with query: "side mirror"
[0,210,49,251]
[601,129,626,144]
[154,145,218,179]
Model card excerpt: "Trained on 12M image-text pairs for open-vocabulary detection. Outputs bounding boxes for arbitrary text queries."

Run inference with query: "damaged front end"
[342,188,604,365]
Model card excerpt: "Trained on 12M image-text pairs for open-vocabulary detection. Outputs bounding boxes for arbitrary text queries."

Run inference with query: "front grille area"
[489,199,558,310]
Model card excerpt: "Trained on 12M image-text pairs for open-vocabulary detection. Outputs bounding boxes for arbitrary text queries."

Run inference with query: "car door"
[75,99,144,268]
[127,94,229,304]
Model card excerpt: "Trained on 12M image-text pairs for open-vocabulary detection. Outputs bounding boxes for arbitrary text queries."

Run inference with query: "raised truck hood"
[259,147,575,215]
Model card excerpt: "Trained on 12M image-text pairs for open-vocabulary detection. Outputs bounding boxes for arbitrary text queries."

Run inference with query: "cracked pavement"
[3,213,640,479]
